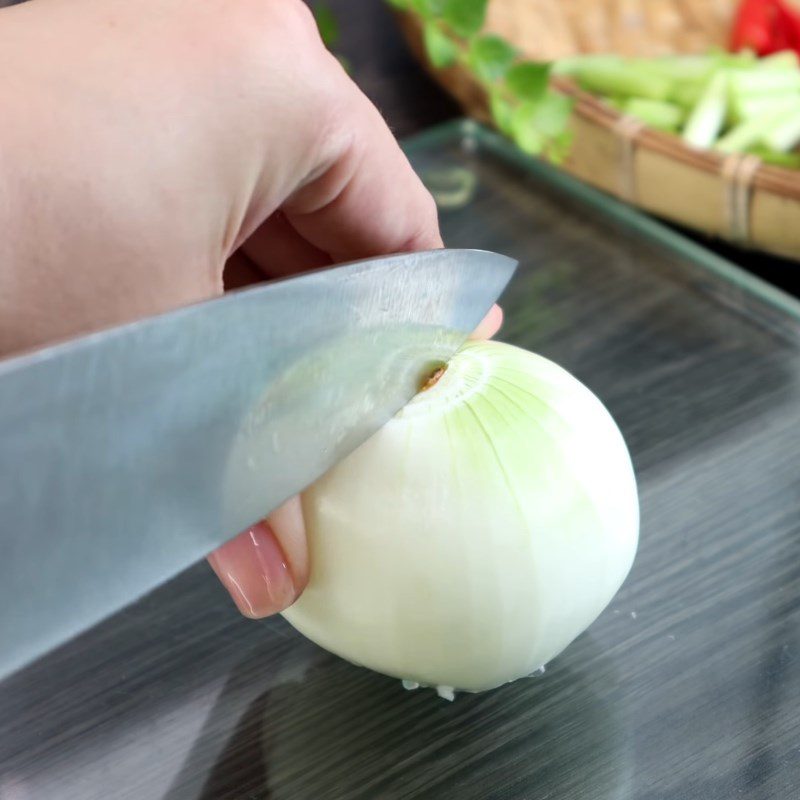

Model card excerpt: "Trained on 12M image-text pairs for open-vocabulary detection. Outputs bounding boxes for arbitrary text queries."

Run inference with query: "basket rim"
[396,8,800,196]
[551,76,800,192]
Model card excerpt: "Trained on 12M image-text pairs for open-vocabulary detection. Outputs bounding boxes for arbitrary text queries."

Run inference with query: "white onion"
[282,340,638,695]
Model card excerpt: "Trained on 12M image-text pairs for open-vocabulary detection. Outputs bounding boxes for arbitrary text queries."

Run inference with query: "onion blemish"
[420,363,447,392]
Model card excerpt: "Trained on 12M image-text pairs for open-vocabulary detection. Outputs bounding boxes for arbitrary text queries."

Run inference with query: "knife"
[0,248,516,680]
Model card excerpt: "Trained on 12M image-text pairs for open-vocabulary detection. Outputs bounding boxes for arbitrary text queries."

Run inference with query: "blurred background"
[1,0,797,294]
[304,0,800,296]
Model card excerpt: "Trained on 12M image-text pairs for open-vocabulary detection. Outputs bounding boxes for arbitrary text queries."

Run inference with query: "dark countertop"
[3,107,800,800]
[322,0,800,299]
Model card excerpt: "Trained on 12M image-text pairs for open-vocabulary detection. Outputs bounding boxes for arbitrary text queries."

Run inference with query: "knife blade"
[0,248,516,679]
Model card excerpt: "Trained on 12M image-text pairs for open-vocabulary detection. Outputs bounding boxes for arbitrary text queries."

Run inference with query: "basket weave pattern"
[486,0,732,58]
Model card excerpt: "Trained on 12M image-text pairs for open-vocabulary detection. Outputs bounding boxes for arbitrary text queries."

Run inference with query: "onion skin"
[283,340,639,694]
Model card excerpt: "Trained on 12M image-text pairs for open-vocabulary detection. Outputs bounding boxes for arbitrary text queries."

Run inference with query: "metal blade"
[0,248,516,678]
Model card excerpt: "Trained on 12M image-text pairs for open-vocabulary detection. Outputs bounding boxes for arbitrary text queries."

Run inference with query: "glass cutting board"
[2,121,799,800]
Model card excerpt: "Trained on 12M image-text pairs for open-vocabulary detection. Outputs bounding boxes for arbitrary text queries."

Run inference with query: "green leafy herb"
[547,130,574,164]
[411,0,446,14]
[442,0,488,38]
[509,103,545,154]
[312,4,351,74]
[468,35,517,82]
[423,21,459,68]
[489,88,514,135]
[510,93,573,160]
[398,0,573,162]
[505,62,550,101]
[530,92,573,137]
[313,3,339,49]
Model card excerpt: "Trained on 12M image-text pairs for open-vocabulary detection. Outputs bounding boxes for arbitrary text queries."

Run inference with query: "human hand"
[0,0,502,618]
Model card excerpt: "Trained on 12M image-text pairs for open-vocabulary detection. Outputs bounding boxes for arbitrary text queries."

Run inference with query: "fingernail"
[208,521,298,617]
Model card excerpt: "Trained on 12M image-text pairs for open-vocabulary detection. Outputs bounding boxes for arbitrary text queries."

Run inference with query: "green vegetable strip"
[397,0,800,168]
[683,72,729,149]
[622,98,684,131]
[728,68,800,95]
[550,54,622,76]
[601,95,625,110]
[761,109,800,152]
[636,55,716,82]
[550,46,800,166]
[715,110,787,152]
[708,49,758,69]
[748,147,800,168]
[670,81,706,110]
[756,50,800,70]
[730,93,800,124]
[571,59,673,100]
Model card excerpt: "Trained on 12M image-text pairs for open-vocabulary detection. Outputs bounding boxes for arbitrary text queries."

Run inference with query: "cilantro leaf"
[505,62,551,102]
[411,0,446,15]
[468,35,517,82]
[442,0,488,38]
[489,88,514,134]
[509,91,573,155]
[423,21,459,68]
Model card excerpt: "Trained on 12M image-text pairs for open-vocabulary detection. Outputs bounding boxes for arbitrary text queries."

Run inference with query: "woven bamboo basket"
[395,0,800,261]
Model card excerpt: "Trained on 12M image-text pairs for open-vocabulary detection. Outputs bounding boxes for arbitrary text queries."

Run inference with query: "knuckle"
[406,183,441,247]
[203,0,324,71]
[262,0,320,40]
[420,185,439,223]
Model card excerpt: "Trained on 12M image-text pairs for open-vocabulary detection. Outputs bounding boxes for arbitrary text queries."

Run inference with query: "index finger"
[280,65,443,260]
[270,62,500,337]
